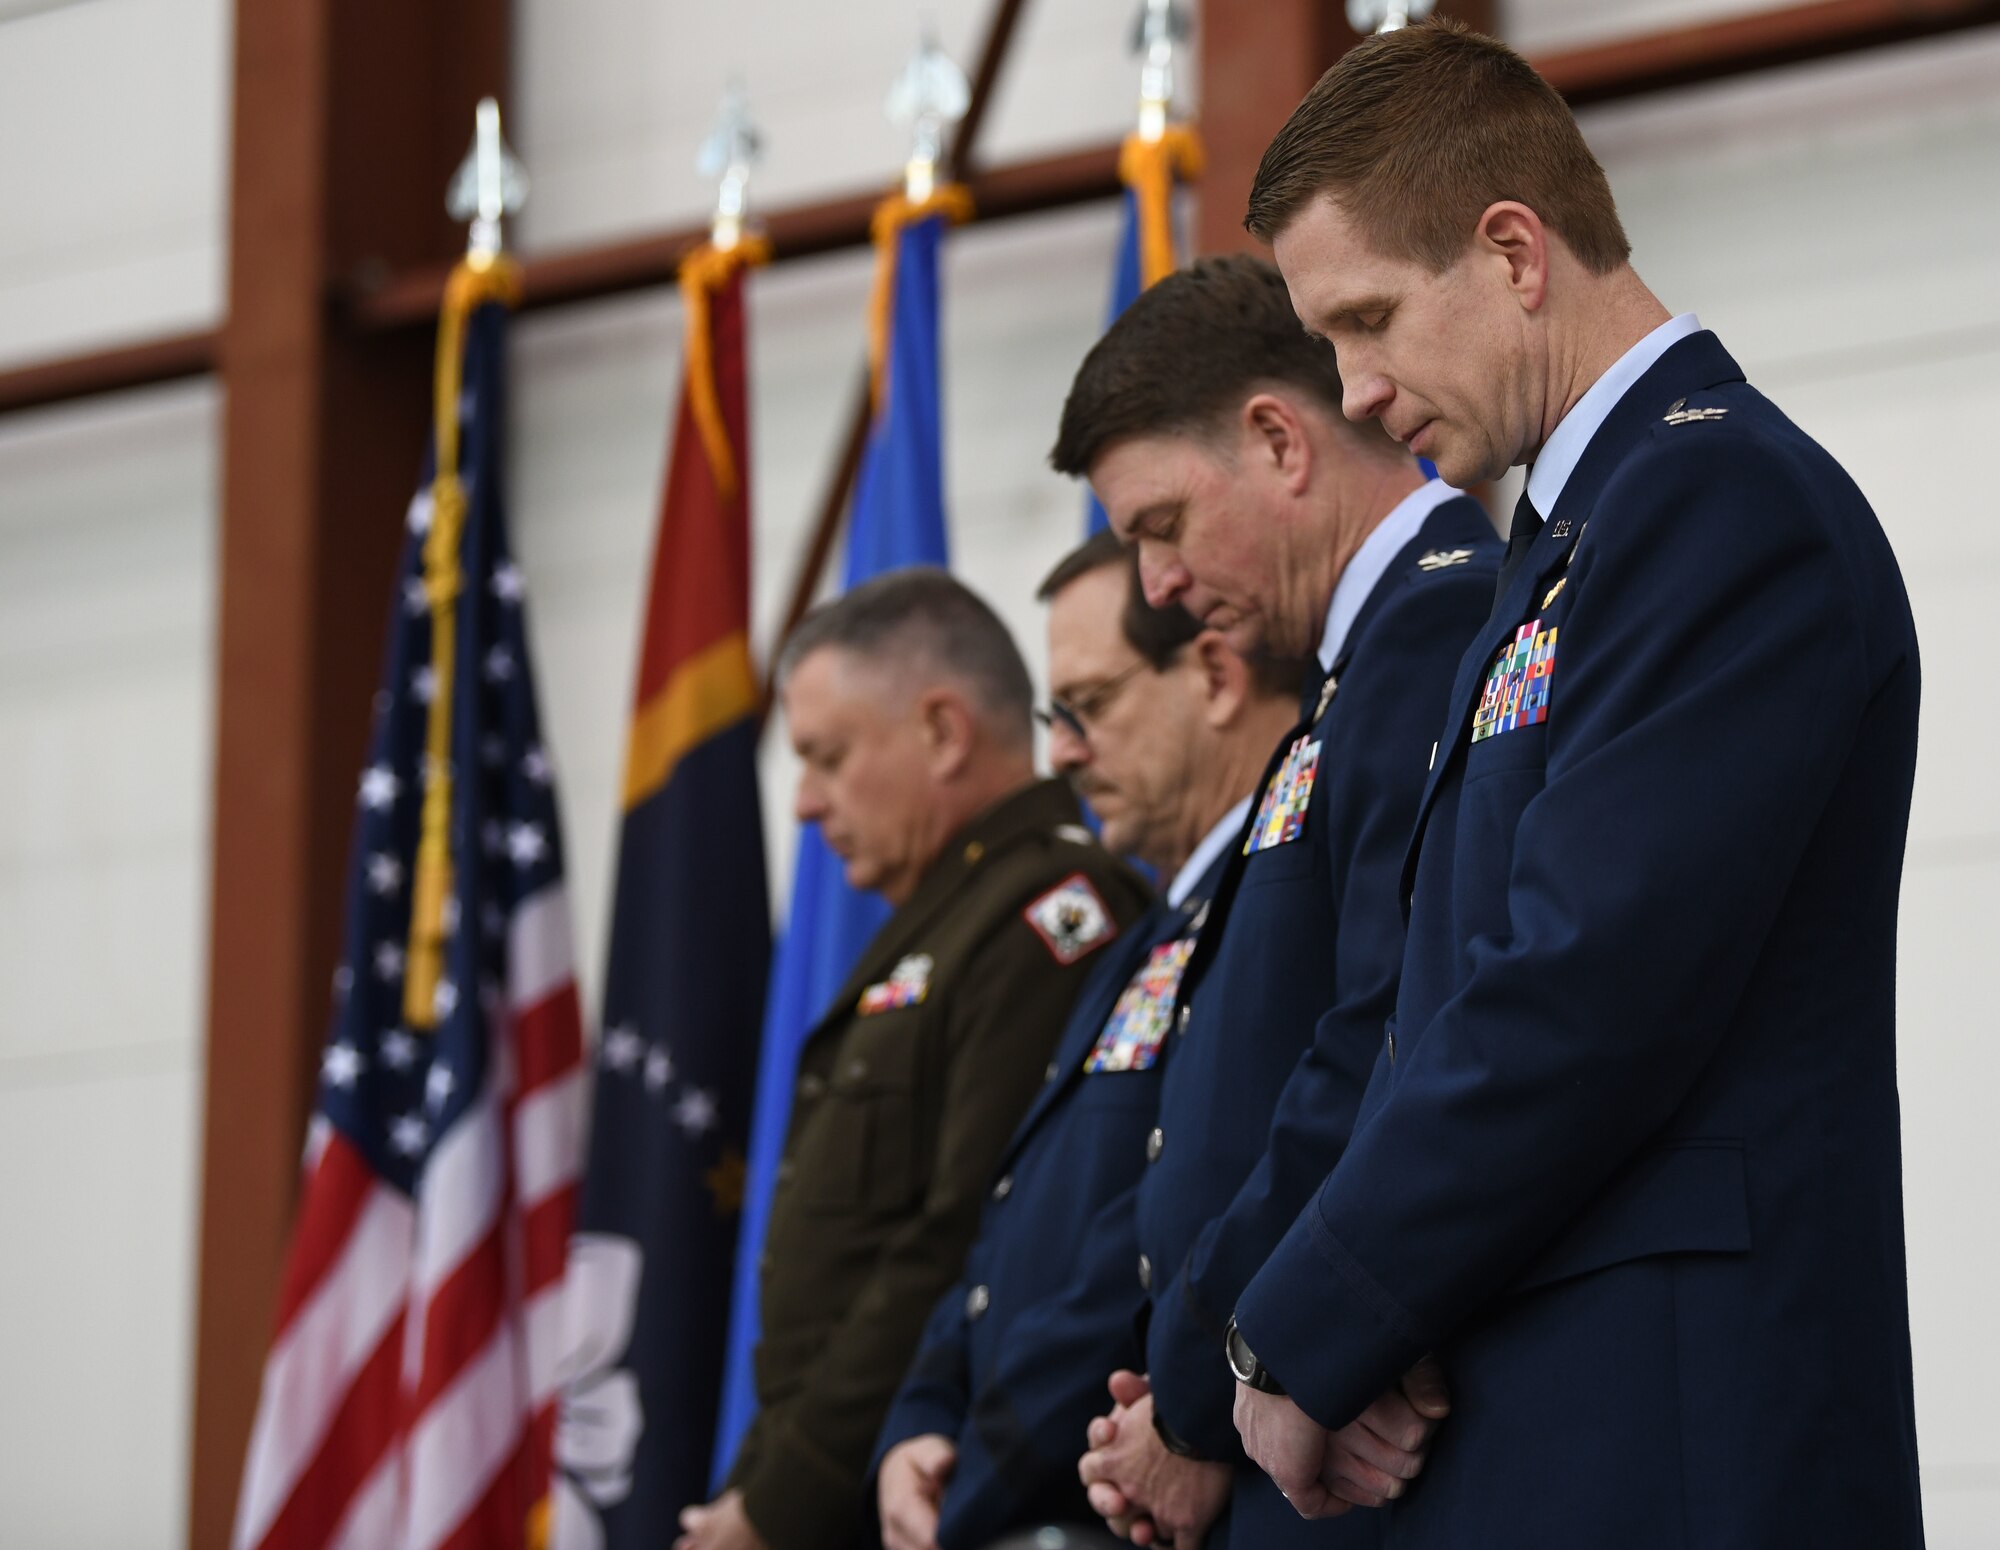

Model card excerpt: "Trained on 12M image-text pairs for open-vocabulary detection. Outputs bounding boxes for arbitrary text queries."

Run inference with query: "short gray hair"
[777,567,1035,744]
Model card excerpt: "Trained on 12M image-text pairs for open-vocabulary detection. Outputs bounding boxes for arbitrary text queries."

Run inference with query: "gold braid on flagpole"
[404,252,524,1031]
[1119,124,1204,289]
[678,235,773,500]
[866,184,975,414]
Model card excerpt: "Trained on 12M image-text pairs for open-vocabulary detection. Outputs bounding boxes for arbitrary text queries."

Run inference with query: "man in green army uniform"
[677,568,1151,1550]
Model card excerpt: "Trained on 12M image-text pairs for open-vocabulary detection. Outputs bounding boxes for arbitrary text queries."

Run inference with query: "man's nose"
[1137,545,1190,609]
[1046,715,1090,775]
[1343,365,1394,426]
[793,774,827,824]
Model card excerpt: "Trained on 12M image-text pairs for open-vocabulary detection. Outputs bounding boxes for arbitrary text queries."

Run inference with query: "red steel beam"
[185,0,507,1540]
[1540,0,2000,106]
[0,328,219,416]
[347,141,1121,332]
[8,0,1998,416]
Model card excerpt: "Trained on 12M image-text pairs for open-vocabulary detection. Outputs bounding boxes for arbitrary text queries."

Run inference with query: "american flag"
[232,295,585,1550]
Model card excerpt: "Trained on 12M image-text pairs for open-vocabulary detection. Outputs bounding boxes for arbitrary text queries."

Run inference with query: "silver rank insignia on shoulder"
[1313,674,1339,722]
[1024,874,1114,965]
[1663,397,1729,425]
[1053,824,1098,847]
[1416,547,1473,572]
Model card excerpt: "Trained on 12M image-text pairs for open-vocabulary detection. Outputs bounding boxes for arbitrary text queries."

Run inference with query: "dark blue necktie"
[1493,489,1544,609]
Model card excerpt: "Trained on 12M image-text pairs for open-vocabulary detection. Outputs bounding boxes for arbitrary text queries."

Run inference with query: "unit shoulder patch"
[1023,873,1114,965]
[1663,397,1729,426]
[858,953,933,1016]
[1415,547,1475,572]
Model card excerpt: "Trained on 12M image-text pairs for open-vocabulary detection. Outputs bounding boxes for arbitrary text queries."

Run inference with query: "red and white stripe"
[233,883,586,1550]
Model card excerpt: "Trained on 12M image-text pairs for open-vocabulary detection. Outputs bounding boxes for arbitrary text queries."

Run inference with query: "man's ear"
[917,687,978,779]
[1191,632,1251,729]
[1241,393,1313,496]
[1475,200,1549,314]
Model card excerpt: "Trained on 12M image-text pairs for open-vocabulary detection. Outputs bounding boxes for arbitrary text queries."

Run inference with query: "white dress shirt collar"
[1168,795,1252,907]
[1526,312,1701,518]
[1319,477,1462,673]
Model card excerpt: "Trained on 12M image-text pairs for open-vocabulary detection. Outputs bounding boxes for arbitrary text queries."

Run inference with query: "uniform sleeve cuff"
[1146,1266,1247,1461]
[1233,1199,1425,1431]
[871,1393,965,1476]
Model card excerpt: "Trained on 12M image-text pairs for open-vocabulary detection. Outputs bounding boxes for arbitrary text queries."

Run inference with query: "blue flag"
[713,209,957,1480]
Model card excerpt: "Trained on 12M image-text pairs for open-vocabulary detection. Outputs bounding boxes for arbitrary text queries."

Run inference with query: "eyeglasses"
[1035,660,1149,742]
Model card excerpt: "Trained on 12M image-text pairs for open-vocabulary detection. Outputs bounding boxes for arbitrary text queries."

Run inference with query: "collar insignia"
[1663,397,1729,425]
[1313,674,1340,722]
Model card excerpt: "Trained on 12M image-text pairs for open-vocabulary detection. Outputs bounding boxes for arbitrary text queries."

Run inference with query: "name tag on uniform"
[1471,618,1558,744]
[1244,736,1321,854]
[1084,937,1195,1074]
[858,953,932,1016]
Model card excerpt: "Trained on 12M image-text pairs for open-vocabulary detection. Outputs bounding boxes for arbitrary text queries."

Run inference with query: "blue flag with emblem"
[711,194,960,1480]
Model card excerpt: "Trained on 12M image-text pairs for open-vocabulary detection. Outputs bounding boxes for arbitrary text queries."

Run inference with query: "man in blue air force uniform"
[1056,256,1500,1548]
[1227,22,1925,1549]
[873,531,1300,1550]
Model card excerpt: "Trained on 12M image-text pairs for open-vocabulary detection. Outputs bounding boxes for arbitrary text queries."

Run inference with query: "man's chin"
[1094,820,1134,857]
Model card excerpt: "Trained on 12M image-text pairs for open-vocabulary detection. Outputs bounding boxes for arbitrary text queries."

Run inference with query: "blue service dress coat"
[874,851,1227,1550]
[1134,498,1500,1548]
[1235,331,1926,1548]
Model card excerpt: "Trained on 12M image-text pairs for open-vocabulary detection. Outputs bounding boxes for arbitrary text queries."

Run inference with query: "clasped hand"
[1076,1371,1230,1547]
[1231,1355,1451,1519]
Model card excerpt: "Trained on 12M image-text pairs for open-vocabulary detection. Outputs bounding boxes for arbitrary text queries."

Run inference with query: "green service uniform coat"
[728,779,1150,1550]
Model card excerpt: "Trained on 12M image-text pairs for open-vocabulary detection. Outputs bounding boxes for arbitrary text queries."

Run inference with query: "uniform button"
[964,840,985,864]
[1387,1028,1397,1063]
[1177,1005,1192,1037]
[965,1284,991,1320]
[1045,1060,1061,1083]
[992,1174,1013,1201]
[1138,1253,1153,1291]
[777,1159,796,1186]
[1145,1127,1164,1164]
[846,1058,869,1081]
[797,1073,826,1102]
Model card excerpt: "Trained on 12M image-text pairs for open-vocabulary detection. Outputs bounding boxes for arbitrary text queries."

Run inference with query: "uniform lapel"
[1398,332,1748,902]
[1003,906,1171,1151]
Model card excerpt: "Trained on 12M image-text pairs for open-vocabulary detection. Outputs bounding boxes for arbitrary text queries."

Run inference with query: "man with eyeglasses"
[874,531,1299,1550]
[1053,255,1499,1549]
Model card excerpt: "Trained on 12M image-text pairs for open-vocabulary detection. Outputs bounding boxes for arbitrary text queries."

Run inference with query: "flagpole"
[404,99,526,1030]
